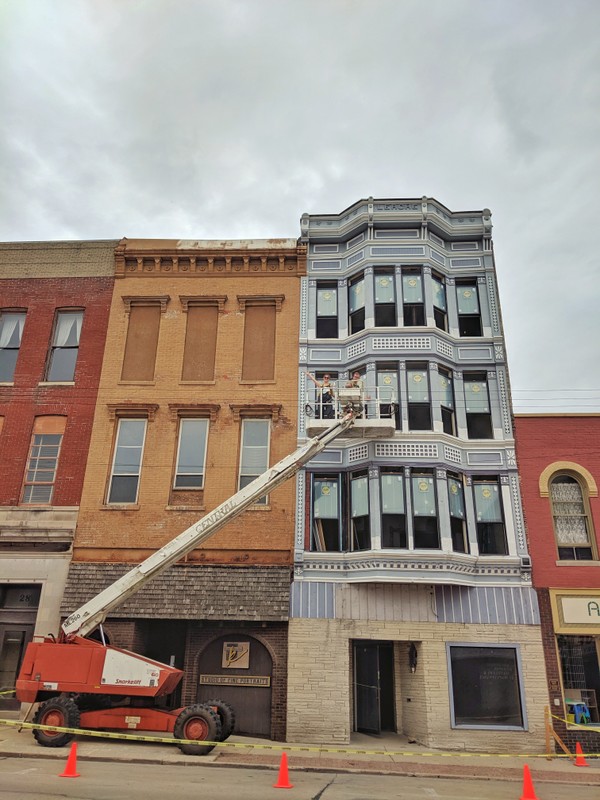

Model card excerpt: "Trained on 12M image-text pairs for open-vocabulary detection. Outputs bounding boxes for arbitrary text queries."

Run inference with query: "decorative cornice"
[107,403,159,421]
[179,295,227,313]
[115,244,306,279]
[229,404,282,422]
[168,403,220,422]
[122,295,170,313]
[237,295,284,312]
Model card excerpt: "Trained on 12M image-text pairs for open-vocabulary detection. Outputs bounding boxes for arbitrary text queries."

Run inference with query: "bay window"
[456,281,482,337]
[312,475,343,551]
[350,472,370,550]
[316,283,338,338]
[374,270,396,326]
[432,274,447,331]
[349,274,366,334]
[407,365,431,430]
[411,471,439,549]
[402,269,425,326]
[473,477,507,555]
[380,471,406,548]
[464,373,493,439]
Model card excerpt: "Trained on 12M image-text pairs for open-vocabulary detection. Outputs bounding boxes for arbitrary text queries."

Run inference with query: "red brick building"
[515,414,600,749]
[0,241,115,706]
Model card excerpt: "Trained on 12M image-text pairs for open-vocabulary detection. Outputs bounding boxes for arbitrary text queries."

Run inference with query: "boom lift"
[16,411,365,754]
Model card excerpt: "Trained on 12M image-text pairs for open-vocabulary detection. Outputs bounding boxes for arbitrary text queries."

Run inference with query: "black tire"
[205,698,236,740]
[33,696,80,748]
[174,704,221,755]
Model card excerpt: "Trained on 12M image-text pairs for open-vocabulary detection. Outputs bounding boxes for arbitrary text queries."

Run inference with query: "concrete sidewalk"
[0,714,598,787]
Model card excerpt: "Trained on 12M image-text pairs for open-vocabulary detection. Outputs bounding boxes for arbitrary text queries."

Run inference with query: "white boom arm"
[62,413,355,638]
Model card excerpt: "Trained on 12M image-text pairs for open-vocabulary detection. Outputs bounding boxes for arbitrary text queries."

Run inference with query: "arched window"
[550,474,595,560]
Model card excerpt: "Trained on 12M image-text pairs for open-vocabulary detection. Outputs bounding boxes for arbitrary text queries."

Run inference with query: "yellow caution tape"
[0,689,15,696]
[551,711,600,732]
[0,717,599,758]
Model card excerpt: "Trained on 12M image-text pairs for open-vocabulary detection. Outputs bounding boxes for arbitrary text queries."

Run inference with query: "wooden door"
[197,634,273,737]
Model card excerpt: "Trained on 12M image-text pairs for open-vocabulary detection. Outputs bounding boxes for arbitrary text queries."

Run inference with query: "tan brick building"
[62,238,305,739]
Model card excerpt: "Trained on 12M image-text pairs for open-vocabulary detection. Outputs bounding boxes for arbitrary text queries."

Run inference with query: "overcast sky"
[1,0,598,412]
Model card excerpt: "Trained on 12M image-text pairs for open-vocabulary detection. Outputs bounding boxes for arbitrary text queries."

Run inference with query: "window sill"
[246,504,271,511]
[0,382,15,386]
[556,560,600,566]
[38,381,75,386]
[166,505,206,512]
[100,504,140,511]
[117,380,156,386]
[238,380,276,385]
[179,380,216,386]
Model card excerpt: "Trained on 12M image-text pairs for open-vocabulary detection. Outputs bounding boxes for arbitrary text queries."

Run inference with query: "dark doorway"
[137,620,187,708]
[0,624,34,711]
[196,634,273,737]
[353,641,395,734]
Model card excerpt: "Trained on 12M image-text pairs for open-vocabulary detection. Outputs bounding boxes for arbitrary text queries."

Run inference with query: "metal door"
[354,641,396,734]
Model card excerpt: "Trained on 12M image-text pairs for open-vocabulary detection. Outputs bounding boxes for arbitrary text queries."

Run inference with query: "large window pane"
[402,273,423,303]
[464,377,490,413]
[411,475,436,516]
[381,473,404,514]
[349,277,365,313]
[108,419,147,504]
[174,419,209,489]
[375,274,395,304]
[474,481,502,522]
[432,276,446,311]
[448,477,465,518]
[438,371,454,409]
[0,311,26,382]
[457,284,480,314]
[239,419,270,504]
[317,288,337,316]
[47,311,83,381]
[407,369,429,403]
[449,646,524,727]
[313,478,339,519]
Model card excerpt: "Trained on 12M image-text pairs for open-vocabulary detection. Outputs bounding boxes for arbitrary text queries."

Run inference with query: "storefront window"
[557,635,600,723]
[448,644,525,728]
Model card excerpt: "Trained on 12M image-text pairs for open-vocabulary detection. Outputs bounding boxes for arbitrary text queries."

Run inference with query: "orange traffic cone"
[273,751,293,789]
[520,764,539,800]
[59,742,80,778]
[574,741,589,767]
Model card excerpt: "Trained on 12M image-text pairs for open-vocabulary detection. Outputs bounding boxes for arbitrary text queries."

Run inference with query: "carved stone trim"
[122,295,170,313]
[229,404,282,422]
[237,295,284,312]
[179,296,227,313]
[107,403,159,421]
[168,403,220,422]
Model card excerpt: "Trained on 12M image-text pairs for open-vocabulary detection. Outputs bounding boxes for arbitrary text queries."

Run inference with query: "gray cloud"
[1,0,599,409]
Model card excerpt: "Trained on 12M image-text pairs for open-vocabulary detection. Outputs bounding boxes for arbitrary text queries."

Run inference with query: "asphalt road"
[0,756,578,799]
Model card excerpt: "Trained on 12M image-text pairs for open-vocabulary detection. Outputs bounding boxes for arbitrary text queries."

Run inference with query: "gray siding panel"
[435,586,540,625]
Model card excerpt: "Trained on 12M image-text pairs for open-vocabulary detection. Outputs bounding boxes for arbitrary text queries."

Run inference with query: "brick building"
[61,238,305,739]
[287,198,547,752]
[515,414,600,750]
[0,241,115,707]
